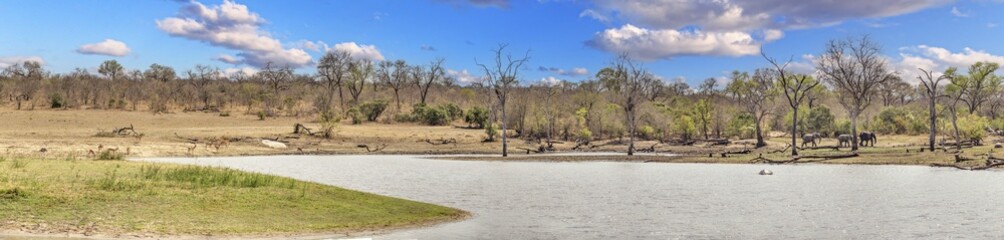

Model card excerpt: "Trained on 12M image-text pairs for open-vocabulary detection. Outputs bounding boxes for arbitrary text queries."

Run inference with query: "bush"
[347,108,363,125]
[485,123,499,141]
[393,113,414,122]
[673,115,697,141]
[727,113,755,139]
[872,108,926,135]
[577,128,593,142]
[319,111,340,138]
[97,149,124,161]
[358,100,389,122]
[49,93,64,109]
[418,106,450,125]
[464,106,490,128]
[441,103,464,121]
[638,125,656,140]
[806,106,835,136]
[408,103,461,126]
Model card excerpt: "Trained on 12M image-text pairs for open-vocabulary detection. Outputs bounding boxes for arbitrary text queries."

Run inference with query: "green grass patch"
[0,158,465,236]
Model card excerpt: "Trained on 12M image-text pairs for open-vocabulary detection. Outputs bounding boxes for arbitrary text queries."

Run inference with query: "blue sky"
[2,0,1004,86]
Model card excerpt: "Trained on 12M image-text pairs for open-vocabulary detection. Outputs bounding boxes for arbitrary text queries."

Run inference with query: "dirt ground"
[2,109,999,168]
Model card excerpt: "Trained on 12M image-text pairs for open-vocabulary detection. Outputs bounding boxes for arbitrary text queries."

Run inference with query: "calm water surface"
[140,155,1004,239]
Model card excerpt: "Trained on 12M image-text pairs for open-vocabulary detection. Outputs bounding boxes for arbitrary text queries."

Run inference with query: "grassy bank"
[0,157,466,237]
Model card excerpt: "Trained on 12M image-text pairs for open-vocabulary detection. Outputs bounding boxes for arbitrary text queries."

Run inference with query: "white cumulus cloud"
[156,0,312,68]
[447,69,483,85]
[588,24,760,60]
[0,56,45,68]
[332,42,385,61]
[76,39,131,57]
[894,45,1004,83]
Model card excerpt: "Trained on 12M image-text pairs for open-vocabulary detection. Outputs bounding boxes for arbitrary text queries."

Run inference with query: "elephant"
[837,134,853,148]
[859,132,877,147]
[801,132,821,148]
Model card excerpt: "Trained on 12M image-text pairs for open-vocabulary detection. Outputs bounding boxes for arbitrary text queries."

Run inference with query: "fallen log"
[767,145,791,154]
[794,152,858,160]
[423,138,457,145]
[720,149,751,157]
[517,147,543,154]
[293,123,314,135]
[697,139,731,146]
[797,145,841,151]
[357,144,387,152]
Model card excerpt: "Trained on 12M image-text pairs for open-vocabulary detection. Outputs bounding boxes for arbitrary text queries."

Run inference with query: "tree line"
[2,36,1002,156]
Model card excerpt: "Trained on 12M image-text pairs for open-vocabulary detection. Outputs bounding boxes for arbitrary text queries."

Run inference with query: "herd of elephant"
[801,132,877,148]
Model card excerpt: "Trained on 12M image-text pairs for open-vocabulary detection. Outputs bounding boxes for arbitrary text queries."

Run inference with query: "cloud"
[784,54,818,74]
[292,40,326,52]
[213,54,240,64]
[950,6,969,17]
[420,45,437,51]
[156,0,312,68]
[537,66,589,77]
[538,76,563,86]
[76,39,131,57]
[589,0,951,31]
[447,69,483,85]
[0,56,45,68]
[332,42,385,61]
[762,29,784,42]
[894,45,1004,83]
[223,67,258,76]
[587,24,760,60]
[579,9,611,24]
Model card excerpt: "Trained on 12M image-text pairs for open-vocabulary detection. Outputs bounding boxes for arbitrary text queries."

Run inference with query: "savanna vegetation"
[4,36,1004,160]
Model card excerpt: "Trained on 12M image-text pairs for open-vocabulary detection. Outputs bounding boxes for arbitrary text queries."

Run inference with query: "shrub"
[464,106,490,128]
[393,113,414,122]
[319,111,341,138]
[806,106,835,136]
[441,103,464,121]
[727,113,755,139]
[97,149,125,161]
[418,106,450,125]
[673,115,697,141]
[408,103,460,126]
[358,100,389,122]
[49,93,64,109]
[638,125,656,140]
[577,127,593,142]
[485,123,499,141]
[872,108,922,135]
[347,107,363,125]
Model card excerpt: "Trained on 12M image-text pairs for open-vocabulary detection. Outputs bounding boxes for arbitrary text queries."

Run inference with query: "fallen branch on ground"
[797,145,841,151]
[293,123,314,135]
[423,138,457,145]
[357,144,387,152]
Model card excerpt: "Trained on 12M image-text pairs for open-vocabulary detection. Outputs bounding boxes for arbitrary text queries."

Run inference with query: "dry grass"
[0,109,539,158]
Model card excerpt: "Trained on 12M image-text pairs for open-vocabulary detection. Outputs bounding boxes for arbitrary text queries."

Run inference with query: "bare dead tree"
[917,68,948,152]
[317,50,351,113]
[477,43,530,157]
[378,59,410,112]
[417,58,445,106]
[2,61,46,110]
[599,55,656,156]
[257,62,293,116]
[765,52,821,156]
[816,36,894,151]
[185,64,220,110]
[346,59,373,105]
